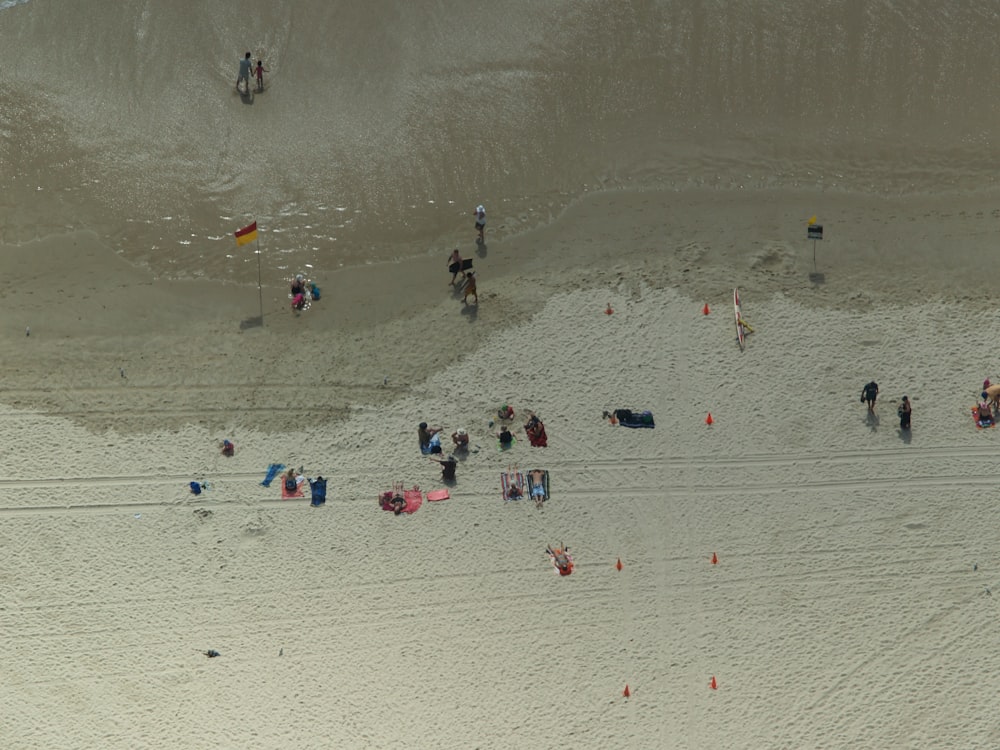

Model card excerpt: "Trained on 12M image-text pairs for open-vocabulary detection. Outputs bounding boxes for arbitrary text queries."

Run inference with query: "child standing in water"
[255,60,268,91]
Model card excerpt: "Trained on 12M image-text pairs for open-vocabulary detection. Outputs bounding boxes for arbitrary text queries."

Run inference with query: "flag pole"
[255,234,264,324]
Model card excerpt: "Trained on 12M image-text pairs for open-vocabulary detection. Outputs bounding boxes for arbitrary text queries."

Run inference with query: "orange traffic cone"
[623,684,631,698]
[605,303,614,315]
[616,557,623,571]
[711,552,718,565]
[702,303,710,316]
[705,412,714,426]
[709,676,717,690]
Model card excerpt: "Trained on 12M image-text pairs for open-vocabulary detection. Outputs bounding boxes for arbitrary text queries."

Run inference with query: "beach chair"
[500,468,526,502]
[526,469,549,506]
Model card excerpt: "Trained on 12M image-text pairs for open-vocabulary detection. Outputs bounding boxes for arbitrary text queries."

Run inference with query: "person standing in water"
[237,52,253,94]
[255,59,268,91]
[473,204,486,242]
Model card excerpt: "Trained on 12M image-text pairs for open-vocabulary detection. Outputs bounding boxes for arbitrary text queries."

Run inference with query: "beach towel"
[526,469,550,503]
[426,489,450,502]
[309,478,328,506]
[261,463,285,487]
[614,409,655,428]
[526,423,548,447]
[380,486,424,514]
[546,546,574,576]
[281,478,305,499]
[972,406,996,429]
[501,470,526,502]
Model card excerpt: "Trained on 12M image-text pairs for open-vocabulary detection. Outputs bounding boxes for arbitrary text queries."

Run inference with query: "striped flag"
[234,221,258,246]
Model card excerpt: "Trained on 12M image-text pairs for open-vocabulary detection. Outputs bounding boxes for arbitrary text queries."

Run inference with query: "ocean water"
[2,0,999,284]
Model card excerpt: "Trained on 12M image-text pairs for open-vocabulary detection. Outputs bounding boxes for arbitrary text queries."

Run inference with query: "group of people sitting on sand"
[290,273,321,311]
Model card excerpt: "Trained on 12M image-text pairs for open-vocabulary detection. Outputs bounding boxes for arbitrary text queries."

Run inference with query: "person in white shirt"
[473,204,486,242]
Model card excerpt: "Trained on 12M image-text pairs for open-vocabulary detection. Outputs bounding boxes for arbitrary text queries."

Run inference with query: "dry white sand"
[3,207,1000,748]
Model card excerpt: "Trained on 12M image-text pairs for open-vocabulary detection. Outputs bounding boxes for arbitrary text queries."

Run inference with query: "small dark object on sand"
[203,649,221,658]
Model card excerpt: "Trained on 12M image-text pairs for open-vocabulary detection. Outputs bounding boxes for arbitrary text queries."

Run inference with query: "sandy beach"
[5,189,1000,748]
[6,1,1000,747]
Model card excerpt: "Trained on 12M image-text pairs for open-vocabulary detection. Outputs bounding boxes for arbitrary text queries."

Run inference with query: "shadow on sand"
[239,316,263,331]
[461,302,478,322]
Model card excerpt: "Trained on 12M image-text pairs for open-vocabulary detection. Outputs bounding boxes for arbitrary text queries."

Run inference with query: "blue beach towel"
[614,409,655,429]
[309,477,328,507]
[261,463,286,487]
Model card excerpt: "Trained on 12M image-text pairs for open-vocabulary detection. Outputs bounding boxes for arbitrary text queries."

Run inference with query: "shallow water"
[2,0,999,284]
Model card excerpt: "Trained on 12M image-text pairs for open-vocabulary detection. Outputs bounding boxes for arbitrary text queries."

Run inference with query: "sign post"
[807,223,823,270]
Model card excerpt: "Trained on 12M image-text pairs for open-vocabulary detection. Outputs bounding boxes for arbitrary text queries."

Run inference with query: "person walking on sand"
[898,395,912,430]
[473,204,486,242]
[255,59,268,91]
[462,271,478,304]
[448,249,463,285]
[861,380,879,413]
[237,52,253,94]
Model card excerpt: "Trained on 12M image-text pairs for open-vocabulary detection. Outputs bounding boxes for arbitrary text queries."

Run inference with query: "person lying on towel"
[389,493,406,515]
[547,545,574,576]
[529,469,547,503]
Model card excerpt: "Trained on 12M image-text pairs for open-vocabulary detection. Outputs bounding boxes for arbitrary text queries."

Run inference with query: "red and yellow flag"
[234,221,258,246]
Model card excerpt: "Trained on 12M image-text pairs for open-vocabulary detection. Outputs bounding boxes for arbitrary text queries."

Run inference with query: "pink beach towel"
[426,489,450,502]
[281,479,305,499]
[380,487,424,514]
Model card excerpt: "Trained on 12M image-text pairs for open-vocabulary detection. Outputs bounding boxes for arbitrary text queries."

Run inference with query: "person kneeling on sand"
[977,401,993,426]
[430,454,458,481]
[452,428,470,452]
[498,425,513,447]
[418,422,443,453]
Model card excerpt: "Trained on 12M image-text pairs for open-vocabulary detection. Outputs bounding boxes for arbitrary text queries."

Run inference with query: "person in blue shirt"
[237,52,253,94]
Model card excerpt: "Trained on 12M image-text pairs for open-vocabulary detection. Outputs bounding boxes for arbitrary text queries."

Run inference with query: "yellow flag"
[234,221,258,246]
[807,215,817,226]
